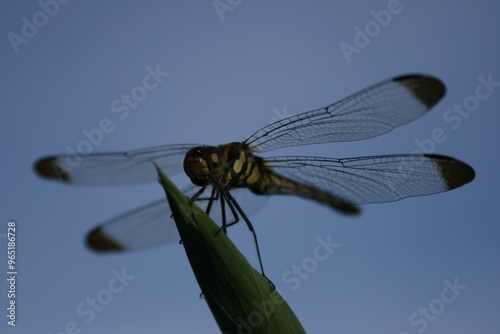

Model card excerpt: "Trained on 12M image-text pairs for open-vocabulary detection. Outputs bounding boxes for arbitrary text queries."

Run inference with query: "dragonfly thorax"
[183,146,227,186]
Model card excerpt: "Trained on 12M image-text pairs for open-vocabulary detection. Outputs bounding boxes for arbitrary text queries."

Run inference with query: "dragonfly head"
[184,146,226,186]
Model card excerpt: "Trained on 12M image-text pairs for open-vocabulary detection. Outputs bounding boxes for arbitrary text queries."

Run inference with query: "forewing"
[264,155,475,205]
[34,144,199,185]
[245,75,445,152]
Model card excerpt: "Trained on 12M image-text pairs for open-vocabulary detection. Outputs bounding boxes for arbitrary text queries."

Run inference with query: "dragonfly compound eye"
[201,146,226,177]
[183,146,226,186]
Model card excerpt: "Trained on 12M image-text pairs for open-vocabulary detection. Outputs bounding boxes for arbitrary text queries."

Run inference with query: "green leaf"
[155,164,306,334]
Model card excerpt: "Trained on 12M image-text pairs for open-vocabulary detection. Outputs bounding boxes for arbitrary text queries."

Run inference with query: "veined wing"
[245,75,445,152]
[264,155,475,205]
[34,144,200,185]
[86,186,269,252]
[87,199,178,251]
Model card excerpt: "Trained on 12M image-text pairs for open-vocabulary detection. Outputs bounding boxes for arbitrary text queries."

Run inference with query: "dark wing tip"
[429,155,476,190]
[86,226,126,252]
[394,74,446,109]
[34,156,70,182]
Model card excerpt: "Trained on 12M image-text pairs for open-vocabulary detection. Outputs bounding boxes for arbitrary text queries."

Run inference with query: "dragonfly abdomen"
[249,167,360,215]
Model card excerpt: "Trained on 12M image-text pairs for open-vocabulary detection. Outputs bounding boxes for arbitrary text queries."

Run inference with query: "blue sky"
[1,1,499,333]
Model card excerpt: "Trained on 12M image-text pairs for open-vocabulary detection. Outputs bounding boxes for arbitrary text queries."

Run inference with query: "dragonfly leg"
[190,185,220,218]
[182,185,218,245]
[190,184,209,202]
[218,189,228,235]
[191,184,275,289]
[204,187,218,217]
[223,190,275,291]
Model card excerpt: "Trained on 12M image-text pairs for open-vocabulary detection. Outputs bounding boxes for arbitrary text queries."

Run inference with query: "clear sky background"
[1,1,499,333]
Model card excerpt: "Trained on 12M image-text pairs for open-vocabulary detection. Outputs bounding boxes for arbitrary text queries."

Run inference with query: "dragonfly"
[35,74,475,278]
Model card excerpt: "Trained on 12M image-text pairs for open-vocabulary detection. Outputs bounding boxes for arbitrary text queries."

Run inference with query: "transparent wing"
[245,75,445,152]
[86,186,269,252]
[86,199,178,251]
[34,144,200,185]
[264,154,475,205]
